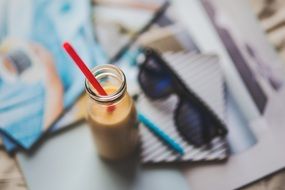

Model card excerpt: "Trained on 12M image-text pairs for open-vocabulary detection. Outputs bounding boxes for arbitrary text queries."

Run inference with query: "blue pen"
[138,113,184,155]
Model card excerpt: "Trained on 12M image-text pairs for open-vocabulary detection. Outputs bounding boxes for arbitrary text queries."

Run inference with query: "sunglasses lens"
[175,100,221,147]
[138,54,174,99]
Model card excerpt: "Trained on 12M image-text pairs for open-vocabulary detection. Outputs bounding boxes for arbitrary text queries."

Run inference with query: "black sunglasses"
[138,48,228,147]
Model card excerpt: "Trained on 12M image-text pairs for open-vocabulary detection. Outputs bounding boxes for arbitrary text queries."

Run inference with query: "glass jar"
[85,65,139,160]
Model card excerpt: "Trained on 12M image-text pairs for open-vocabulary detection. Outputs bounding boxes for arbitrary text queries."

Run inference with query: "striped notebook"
[137,52,228,163]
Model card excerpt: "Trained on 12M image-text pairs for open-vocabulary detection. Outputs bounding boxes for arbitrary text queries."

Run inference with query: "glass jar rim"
[85,64,126,103]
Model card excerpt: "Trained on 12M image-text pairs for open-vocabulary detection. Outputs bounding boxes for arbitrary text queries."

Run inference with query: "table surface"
[1,123,285,190]
[17,123,190,190]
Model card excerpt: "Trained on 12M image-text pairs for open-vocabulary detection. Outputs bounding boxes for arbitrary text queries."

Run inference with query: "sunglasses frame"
[138,47,228,146]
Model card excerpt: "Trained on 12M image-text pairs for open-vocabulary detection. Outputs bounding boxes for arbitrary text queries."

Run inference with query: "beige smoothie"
[87,86,139,160]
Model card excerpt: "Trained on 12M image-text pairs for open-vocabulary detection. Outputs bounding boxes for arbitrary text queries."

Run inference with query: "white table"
[17,124,190,190]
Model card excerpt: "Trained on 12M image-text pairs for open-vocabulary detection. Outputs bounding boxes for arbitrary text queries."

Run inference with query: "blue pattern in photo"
[0,0,107,151]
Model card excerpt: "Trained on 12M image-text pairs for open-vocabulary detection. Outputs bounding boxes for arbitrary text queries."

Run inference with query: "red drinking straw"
[62,42,115,112]
[62,42,107,96]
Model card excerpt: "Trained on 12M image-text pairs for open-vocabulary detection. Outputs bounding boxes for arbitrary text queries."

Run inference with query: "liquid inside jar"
[86,65,139,160]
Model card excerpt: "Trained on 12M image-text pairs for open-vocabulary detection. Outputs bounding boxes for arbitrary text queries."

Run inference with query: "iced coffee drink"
[85,65,139,160]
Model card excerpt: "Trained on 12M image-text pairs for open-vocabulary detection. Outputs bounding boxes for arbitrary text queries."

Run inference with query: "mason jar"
[85,64,139,160]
